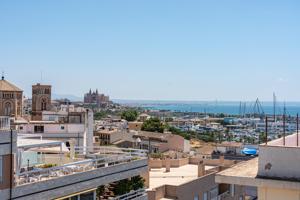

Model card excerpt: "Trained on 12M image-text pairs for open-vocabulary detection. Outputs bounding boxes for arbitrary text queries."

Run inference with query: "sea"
[114,100,300,116]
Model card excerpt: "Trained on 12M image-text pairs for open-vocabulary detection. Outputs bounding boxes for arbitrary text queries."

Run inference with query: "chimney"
[198,161,205,177]
[165,158,171,173]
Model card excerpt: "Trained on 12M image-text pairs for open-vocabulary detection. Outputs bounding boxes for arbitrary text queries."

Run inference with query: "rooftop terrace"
[266,133,300,147]
[15,144,148,187]
[149,164,216,189]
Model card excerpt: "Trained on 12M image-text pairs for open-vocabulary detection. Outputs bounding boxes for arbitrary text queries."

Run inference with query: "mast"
[283,102,286,146]
[239,101,242,117]
[297,113,299,147]
[273,92,277,122]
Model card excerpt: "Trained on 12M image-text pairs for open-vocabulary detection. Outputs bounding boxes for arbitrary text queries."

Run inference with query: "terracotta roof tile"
[0,79,23,92]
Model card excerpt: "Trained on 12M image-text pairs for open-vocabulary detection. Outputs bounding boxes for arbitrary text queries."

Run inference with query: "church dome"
[0,77,23,92]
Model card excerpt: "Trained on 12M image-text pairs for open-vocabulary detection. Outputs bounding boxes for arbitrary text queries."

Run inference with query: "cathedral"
[0,76,23,118]
[84,89,110,107]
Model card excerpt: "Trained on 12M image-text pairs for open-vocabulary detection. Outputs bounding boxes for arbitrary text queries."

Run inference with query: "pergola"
[16,137,69,176]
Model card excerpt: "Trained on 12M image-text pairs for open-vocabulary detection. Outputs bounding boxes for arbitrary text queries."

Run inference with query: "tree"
[130,176,145,191]
[164,117,174,122]
[96,185,106,198]
[141,117,165,133]
[259,132,267,144]
[94,111,107,120]
[168,126,191,140]
[121,109,138,122]
[113,179,131,196]
[112,176,145,196]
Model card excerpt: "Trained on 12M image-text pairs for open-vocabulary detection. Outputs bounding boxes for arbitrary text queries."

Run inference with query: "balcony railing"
[15,147,148,186]
[74,146,148,158]
[112,189,147,200]
[217,191,230,200]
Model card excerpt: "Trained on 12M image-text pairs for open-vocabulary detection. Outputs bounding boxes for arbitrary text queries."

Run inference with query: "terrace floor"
[149,164,216,189]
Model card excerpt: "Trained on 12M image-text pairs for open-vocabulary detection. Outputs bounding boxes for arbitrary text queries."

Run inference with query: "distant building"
[22,97,32,115]
[0,76,23,118]
[138,113,151,122]
[84,89,110,107]
[32,83,52,120]
[16,107,93,148]
[128,121,144,131]
[132,131,191,153]
[94,128,133,146]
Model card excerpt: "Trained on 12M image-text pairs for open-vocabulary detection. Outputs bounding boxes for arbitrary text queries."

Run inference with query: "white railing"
[112,189,147,200]
[75,146,148,158]
[217,191,230,200]
[16,147,147,186]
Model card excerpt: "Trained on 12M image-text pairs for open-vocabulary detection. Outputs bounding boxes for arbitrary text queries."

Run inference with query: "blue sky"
[1,0,300,101]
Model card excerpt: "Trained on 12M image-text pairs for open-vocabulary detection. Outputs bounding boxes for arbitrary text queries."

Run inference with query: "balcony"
[112,189,148,200]
[12,142,148,200]
[15,146,148,186]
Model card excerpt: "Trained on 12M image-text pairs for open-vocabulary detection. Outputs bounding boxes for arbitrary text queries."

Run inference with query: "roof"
[0,79,23,92]
[133,131,170,141]
[149,164,216,189]
[218,141,243,148]
[95,128,118,134]
[215,158,300,190]
[216,158,258,180]
[267,133,300,147]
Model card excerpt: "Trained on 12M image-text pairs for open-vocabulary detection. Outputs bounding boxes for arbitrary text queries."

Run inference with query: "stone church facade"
[0,76,23,118]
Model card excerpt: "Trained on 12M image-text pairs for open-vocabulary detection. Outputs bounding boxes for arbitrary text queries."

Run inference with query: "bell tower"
[32,83,51,120]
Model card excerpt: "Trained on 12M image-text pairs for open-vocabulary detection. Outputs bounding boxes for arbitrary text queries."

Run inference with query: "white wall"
[258,145,300,180]
[19,124,85,134]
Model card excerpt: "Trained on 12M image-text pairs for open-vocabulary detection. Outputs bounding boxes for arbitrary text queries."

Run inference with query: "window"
[0,156,3,183]
[193,195,199,200]
[34,126,44,133]
[239,196,244,200]
[4,102,12,116]
[41,98,47,111]
[203,192,208,200]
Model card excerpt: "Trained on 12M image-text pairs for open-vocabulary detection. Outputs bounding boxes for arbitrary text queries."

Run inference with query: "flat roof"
[217,158,258,179]
[215,158,300,190]
[149,164,215,190]
[266,133,300,147]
